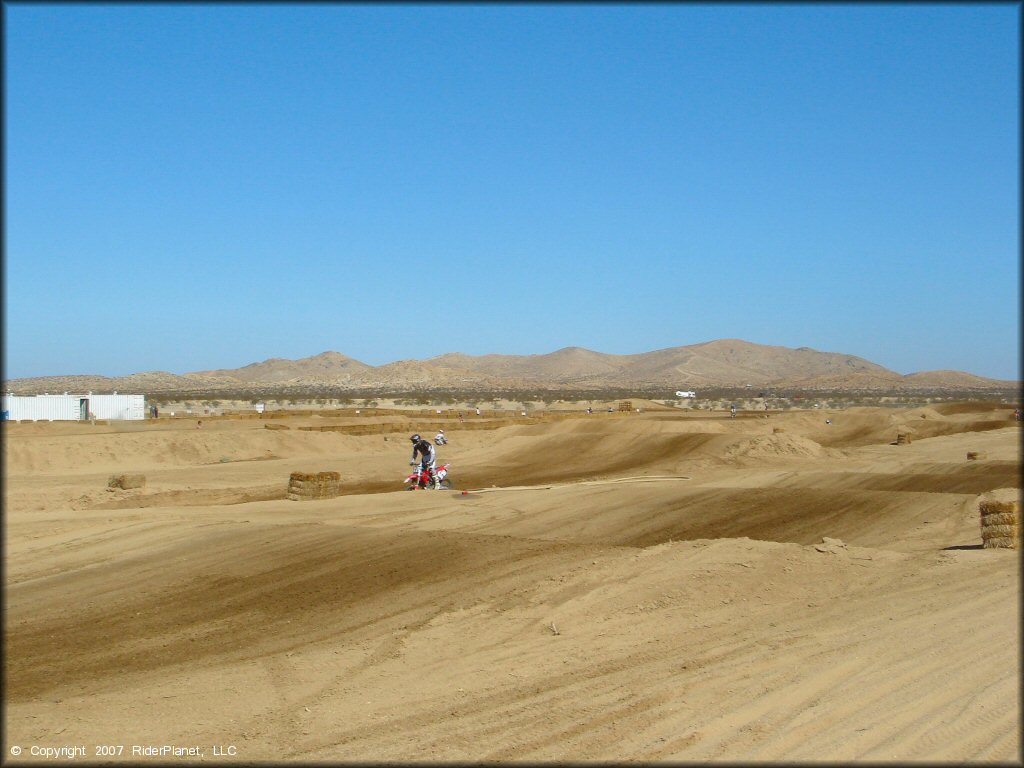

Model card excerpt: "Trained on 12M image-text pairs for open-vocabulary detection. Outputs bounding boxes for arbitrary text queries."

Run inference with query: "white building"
[2,392,146,421]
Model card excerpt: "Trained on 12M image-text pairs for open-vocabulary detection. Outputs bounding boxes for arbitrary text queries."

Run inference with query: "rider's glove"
[409,461,415,465]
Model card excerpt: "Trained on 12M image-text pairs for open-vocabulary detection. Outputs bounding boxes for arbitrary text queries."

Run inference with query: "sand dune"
[3,404,1020,762]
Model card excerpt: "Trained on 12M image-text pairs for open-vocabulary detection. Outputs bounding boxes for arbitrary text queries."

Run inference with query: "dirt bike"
[405,463,452,490]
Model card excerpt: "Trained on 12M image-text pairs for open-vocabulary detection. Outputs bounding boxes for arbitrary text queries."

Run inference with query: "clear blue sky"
[4,3,1020,381]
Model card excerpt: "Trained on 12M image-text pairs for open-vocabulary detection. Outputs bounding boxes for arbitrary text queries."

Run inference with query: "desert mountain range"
[4,339,1018,395]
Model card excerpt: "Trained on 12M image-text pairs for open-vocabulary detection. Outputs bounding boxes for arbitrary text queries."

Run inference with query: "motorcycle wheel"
[439,479,452,490]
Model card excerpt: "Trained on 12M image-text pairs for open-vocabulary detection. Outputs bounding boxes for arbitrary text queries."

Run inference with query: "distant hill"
[3,340,1018,395]
[191,351,371,384]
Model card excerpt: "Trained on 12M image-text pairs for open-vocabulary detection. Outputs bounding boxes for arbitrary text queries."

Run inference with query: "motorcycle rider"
[434,429,447,445]
[410,433,440,489]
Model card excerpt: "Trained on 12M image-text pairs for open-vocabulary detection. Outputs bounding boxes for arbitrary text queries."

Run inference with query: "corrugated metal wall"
[1,394,146,421]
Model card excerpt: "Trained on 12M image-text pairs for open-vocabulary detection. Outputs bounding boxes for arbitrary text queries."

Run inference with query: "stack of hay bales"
[966,451,985,461]
[772,427,785,434]
[895,428,913,445]
[979,489,1020,549]
[287,471,341,501]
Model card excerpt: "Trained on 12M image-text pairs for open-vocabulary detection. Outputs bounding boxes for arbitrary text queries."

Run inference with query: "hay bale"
[982,537,1018,549]
[895,431,912,445]
[287,471,342,501]
[108,473,145,490]
[772,427,785,434]
[979,491,1020,549]
[979,496,1019,518]
[264,423,290,430]
[982,529,1020,549]
[981,524,1019,539]
[981,512,1018,526]
[966,451,982,460]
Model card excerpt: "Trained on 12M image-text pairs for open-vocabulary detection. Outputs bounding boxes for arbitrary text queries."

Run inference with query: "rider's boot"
[430,471,441,490]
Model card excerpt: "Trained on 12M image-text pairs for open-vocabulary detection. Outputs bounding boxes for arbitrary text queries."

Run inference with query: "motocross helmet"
[410,434,421,443]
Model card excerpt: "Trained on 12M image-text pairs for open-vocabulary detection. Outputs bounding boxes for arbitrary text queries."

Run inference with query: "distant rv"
[675,390,696,399]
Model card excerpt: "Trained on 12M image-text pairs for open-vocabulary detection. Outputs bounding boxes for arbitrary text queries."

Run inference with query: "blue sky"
[4,3,1020,381]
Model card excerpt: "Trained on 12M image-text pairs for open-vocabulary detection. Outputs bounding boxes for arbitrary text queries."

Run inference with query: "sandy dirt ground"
[3,403,1021,763]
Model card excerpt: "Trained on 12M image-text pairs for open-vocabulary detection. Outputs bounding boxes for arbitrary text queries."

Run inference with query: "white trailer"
[675,390,696,399]
[2,393,146,421]
[89,394,146,420]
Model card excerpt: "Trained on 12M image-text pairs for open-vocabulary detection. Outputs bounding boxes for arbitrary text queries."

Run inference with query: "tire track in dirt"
[450,483,971,550]
[281,539,1018,762]
[5,521,618,703]
[770,461,1020,494]
[218,531,629,753]
[5,517,196,585]
[281,542,858,760]
[86,485,287,509]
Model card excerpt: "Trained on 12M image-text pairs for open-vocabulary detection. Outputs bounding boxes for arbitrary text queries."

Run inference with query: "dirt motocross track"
[4,404,1021,762]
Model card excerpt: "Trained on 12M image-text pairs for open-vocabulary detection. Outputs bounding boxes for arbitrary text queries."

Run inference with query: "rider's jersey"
[412,439,435,462]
